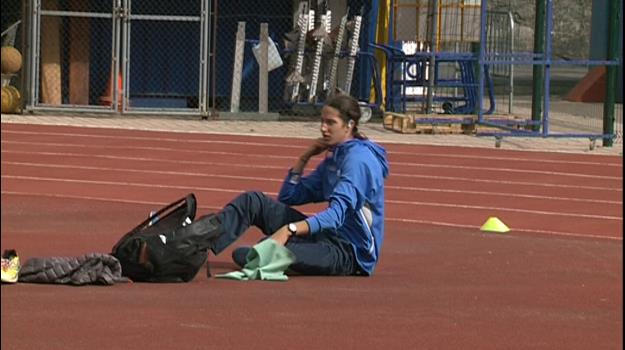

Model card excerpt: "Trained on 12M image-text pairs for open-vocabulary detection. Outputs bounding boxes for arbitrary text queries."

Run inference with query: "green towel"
[215,239,295,281]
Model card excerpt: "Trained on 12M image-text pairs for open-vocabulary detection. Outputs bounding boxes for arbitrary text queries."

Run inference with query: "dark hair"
[325,94,367,140]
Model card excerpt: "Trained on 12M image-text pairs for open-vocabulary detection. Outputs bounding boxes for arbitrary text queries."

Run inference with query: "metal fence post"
[258,22,268,113]
[542,0,554,136]
[602,0,620,147]
[425,0,438,114]
[199,0,211,117]
[531,0,546,131]
[508,11,514,115]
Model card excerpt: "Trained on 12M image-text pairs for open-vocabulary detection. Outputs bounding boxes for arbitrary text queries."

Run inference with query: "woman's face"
[320,105,353,147]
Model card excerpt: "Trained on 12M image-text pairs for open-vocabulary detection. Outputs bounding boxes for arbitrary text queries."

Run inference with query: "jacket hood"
[335,139,389,178]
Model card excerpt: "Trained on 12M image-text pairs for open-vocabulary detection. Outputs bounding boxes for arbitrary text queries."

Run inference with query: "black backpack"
[111,194,222,282]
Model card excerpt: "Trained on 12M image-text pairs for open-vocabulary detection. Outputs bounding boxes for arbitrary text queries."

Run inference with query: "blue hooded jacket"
[278,138,389,275]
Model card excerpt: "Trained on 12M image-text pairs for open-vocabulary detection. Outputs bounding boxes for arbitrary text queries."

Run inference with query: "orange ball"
[1,46,23,74]
[1,87,10,112]
[1,85,21,113]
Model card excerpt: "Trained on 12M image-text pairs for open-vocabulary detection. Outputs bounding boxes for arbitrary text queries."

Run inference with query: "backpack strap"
[111,193,196,254]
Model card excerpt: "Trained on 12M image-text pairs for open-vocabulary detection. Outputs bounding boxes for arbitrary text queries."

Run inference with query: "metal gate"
[25,0,213,116]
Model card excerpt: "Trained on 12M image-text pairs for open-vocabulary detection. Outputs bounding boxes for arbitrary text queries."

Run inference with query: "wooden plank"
[383,113,394,129]
[68,0,90,105]
[230,21,245,113]
[40,0,62,105]
[383,112,528,135]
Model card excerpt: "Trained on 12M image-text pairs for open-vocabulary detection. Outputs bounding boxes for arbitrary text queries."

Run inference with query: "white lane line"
[386,185,621,205]
[391,161,622,180]
[386,199,622,221]
[1,150,287,169]
[2,175,621,221]
[3,140,621,179]
[4,161,623,205]
[387,217,623,241]
[1,130,307,149]
[391,173,621,191]
[2,140,298,160]
[1,175,276,196]
[3,161,285,182]
[3,159,622,194]
[3,130,622,167]
[388,152,622,167]
[2,191,621,241]
[0,190,224,211]
[2,146,623,183]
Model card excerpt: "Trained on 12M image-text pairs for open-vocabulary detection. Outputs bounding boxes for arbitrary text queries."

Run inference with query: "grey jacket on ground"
[19,253,129,285]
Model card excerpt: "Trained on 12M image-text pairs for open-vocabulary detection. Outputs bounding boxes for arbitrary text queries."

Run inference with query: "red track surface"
[1,123,622,349]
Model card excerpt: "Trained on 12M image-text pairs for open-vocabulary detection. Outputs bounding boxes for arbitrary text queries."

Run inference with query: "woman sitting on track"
[208,94,389,276]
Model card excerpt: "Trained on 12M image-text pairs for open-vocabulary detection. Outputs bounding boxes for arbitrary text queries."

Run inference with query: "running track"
[1,123,622,349]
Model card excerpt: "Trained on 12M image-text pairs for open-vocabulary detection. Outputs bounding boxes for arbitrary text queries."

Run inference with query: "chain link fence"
[4,0,621,144]
[1,0,24,114]
[18,0,376,117]
[376,1,506,115]
[34,0,114,109]
[217,1,374,117]
[378,0,621,144]
[23,0,211,115]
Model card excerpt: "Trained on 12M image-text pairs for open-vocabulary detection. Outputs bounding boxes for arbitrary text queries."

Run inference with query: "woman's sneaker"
[1,249,20,283]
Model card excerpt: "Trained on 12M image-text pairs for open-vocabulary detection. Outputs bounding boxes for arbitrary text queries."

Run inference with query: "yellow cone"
[480,217,510,233]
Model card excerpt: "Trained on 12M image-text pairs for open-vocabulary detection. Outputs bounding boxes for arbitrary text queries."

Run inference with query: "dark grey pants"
[209,191,360,276]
